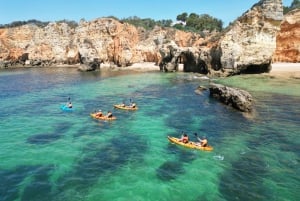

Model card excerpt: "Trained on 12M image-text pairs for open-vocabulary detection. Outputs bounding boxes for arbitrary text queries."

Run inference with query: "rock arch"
[159,46,209,74]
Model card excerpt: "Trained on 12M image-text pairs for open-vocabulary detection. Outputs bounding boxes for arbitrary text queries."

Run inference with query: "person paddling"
[66,97,73,108]
[179,132,189,143]
[130,102,137,108]
[105,111,113,118]
[194,133,208,147]
[95,110,103,117]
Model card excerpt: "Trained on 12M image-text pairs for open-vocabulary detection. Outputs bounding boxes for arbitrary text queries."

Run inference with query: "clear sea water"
[0,67,299,201]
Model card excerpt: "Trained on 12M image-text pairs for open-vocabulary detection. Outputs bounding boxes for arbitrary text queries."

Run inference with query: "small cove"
[0,67,299,201]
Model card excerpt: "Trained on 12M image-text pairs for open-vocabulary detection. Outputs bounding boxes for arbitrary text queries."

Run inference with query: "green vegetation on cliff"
[0,19,49,28]
[174,12,223,32]
[0,13,222,34]
[121,13,223,33]
[121,16,172,30]
[284,0,300,14]
[0,19,78,29]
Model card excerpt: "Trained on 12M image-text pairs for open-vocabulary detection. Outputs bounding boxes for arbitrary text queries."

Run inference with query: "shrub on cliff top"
[284,0,300,14]
[0,19,49,28]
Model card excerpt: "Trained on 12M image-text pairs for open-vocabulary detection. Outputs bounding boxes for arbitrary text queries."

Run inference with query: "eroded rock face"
[0,18,205,69]
[209,83,253,112]
[0,0,294,74]
[159,44,212,73]
[220,0,283,73]
[273,9,300,63]
[158,0,284,75]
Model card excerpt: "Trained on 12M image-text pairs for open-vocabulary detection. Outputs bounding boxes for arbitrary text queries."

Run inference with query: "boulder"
[209,83,253,112]
[194,85,208,95]
[78,61,100,71]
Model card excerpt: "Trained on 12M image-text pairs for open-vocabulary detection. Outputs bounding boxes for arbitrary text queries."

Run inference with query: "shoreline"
[107,62,160,72]
[2,62,300,78]
[268,63,300,79]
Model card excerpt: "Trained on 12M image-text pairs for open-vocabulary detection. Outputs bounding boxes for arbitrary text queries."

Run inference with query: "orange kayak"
[90,113,116,121]
[114,104,138,111]
[167,136,213,151]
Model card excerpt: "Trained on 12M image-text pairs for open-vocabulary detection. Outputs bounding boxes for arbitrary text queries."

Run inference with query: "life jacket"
[182,136,189,143]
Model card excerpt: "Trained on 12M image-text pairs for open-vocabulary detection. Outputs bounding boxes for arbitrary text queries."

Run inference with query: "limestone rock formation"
[158,36,218,73]
[209,83,253,112]
[0,18,204,70]
[0,0,295,74]
[220,0,284,74]
[157,0,284,75]
[273,9,300,63]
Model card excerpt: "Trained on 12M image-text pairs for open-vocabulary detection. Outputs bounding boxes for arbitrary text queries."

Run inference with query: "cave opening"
[239,64,271,74]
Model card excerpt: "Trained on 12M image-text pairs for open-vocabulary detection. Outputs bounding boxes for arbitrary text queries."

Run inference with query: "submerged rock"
[209,83,253,112]
[194,85,208,95]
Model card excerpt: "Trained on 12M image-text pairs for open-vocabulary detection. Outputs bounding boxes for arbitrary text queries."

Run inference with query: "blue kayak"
[60,105,74,111]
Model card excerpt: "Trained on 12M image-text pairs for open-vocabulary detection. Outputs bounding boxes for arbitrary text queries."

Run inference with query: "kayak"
[167,136,213,151]
[90,113,116,121]
[114,104,138,110]
[61,105,74,111]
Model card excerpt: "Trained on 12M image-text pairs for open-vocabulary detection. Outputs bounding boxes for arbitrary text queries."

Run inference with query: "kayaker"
[95,110,103,117]
[179,133,189,143]
[67,102,73,108]
[106,111,113,118]
[196,134,208,147]
[130,102,137,108]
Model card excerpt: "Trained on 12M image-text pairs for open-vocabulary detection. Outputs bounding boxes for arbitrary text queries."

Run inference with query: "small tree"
[291,0,300,9]
[176,12,188,22]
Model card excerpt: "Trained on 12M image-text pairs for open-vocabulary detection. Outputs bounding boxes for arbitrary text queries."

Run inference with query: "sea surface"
[0,67,299,201]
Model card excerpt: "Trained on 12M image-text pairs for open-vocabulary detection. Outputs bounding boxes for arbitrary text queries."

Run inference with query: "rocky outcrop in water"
[273,9,300,63]
[209,83,253,112]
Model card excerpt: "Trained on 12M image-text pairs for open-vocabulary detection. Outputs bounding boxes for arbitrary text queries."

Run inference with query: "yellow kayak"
[114,104,138,111]
[167,136,213,151]
[90,113,116,121]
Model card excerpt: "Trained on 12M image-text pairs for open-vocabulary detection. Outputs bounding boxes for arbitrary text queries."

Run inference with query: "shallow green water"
[0,68,299,201]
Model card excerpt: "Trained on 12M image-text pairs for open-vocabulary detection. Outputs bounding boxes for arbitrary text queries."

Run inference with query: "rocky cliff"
[0,0,297,74]
[273,9,300,63]
[0,18,203,69]
[220,0,283,74]
[158,0,285,74]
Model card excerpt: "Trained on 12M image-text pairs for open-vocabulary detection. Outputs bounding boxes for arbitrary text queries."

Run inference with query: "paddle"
[194,133,209,147]
[194,133,202,143]
[65,97,71,106]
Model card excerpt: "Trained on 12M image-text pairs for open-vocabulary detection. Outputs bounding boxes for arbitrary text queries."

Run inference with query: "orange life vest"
[182,136,189,143]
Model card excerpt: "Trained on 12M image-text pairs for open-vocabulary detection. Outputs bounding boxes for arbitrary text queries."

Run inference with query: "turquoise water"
[0,68,299,201]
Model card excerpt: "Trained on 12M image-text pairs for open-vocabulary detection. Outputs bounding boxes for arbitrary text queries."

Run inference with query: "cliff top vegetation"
[284,0,300,13]
[1,0,298,32]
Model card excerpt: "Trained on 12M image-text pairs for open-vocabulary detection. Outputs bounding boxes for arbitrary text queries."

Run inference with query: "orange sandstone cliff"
[273,9,300,63]
[0,0,298,74]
